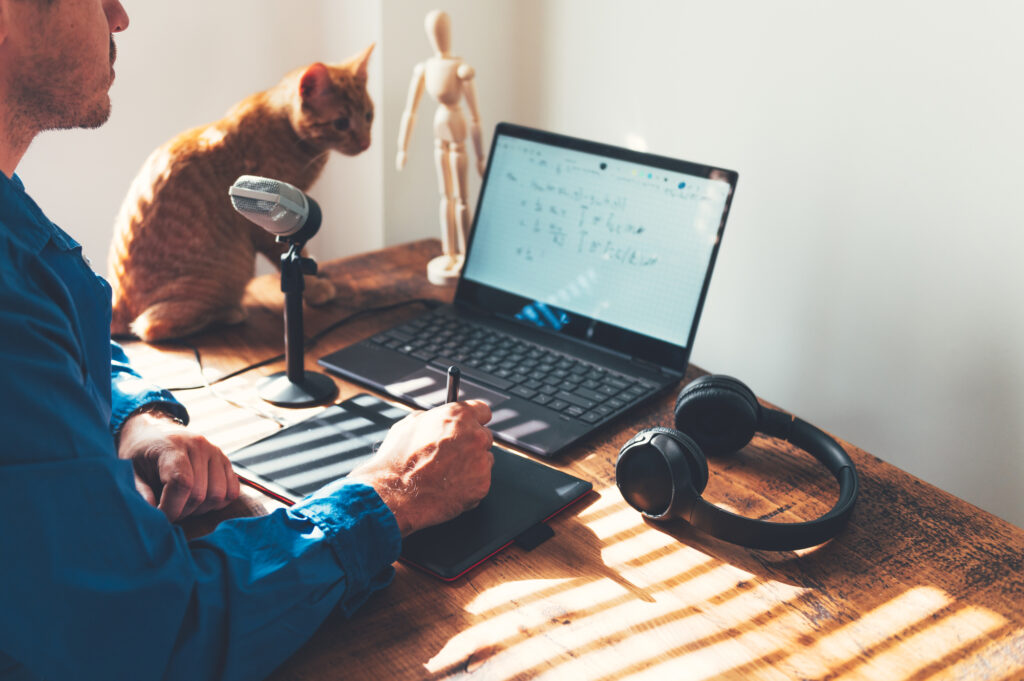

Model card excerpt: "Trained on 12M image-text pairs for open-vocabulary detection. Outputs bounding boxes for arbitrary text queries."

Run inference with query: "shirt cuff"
[110,388,189,437]
[290,480,402,616]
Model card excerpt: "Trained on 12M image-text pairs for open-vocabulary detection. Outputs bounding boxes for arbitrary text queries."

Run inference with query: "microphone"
[229,175,322,243]
[227,174,337,408]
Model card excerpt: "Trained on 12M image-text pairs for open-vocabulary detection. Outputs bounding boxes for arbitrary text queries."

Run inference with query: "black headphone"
[616,375,859,551]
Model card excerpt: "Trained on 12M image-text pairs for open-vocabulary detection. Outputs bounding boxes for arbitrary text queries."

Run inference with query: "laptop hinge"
[631,357,684,379]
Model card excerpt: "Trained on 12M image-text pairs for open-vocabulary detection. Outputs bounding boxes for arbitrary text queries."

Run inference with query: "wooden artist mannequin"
[396,10,485,285]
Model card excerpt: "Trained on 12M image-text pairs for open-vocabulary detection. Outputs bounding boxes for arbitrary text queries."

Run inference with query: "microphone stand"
[257,239,338,408]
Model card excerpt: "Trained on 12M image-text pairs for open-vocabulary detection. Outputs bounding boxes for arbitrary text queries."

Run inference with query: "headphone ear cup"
[643,426,709,492]
[616,426,708,519]
[674,375,760,457]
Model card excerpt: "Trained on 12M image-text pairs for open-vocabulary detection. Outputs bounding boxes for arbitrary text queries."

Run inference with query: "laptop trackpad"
[385,366,510,410]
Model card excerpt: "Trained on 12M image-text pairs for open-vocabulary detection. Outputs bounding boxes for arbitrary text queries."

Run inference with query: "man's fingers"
[197,452,228,515]
[133,474,158,507]
[225,459,241,503]
[477,425,495,451]
[156,451,194,522]
[460,399,493,425]
[179,447,209,519]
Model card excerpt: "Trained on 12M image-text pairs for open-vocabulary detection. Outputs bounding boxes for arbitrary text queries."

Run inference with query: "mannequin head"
[425,10,451,56]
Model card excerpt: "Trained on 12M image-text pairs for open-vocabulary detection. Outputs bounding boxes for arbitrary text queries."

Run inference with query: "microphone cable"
[161,297,439,393]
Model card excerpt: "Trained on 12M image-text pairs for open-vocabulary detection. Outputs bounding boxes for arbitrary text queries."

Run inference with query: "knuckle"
[166,432,190,447]
[446,402,470,420]
[166,469,193,490]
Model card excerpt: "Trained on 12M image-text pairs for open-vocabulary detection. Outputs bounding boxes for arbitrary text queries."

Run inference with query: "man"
[0,1,495,679]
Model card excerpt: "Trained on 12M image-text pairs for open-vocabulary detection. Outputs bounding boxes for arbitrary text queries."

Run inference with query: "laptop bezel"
[453,122,738,373]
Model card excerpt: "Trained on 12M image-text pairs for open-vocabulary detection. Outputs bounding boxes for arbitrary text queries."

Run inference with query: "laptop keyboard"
[367,313,657,423]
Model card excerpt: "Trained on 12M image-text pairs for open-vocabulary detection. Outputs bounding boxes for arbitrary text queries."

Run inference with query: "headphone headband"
[688,413,858,550]
[617,376,859,551]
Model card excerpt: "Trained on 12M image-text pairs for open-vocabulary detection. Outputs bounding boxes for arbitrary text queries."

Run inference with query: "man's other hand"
[117,410,241,521]
[348,400,494,536]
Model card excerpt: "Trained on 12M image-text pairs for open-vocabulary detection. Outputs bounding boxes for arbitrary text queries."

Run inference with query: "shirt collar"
[0,171,81,253]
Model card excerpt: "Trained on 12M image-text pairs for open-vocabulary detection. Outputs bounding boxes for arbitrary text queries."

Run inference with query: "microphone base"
[258,371,338,408]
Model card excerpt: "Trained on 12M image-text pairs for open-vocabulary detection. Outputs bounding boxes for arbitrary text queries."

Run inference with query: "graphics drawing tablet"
[228,393,593,580]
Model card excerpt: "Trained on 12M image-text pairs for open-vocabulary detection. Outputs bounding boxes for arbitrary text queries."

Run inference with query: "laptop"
[319,122,738,458]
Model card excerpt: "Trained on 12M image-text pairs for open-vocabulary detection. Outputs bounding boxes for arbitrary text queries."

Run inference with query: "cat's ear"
[299,62,333,106]
[0,0,10,46]
[354,43,375,81]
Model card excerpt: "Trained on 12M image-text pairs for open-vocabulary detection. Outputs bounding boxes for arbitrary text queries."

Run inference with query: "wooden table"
[122,240,1024,681]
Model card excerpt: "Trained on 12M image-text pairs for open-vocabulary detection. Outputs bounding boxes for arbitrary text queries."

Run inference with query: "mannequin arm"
[396,63,426,171]
[457,63,485,176]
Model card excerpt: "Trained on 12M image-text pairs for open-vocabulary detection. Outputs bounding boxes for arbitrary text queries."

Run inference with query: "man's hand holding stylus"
[348,400,494,537]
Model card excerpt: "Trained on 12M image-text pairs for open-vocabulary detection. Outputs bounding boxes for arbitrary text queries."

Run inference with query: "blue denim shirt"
[0,172,401,681]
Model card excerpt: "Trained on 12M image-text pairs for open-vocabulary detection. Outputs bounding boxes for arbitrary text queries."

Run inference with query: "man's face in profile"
[7,0,127,132]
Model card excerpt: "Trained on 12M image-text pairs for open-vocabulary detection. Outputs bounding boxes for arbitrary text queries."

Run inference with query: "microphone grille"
[230,176,283,216]
[238,176,282,193]
[230,194,271,216]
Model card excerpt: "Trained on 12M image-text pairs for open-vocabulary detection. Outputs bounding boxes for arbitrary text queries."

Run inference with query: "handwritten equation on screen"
[463,137,731,346]
[494,148,727,278]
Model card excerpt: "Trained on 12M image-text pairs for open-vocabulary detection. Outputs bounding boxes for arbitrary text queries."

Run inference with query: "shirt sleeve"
[0,243,403,681]
[110,340,190,435]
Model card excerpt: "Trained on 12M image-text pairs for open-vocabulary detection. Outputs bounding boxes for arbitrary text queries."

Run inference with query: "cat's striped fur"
[109,44,374,342]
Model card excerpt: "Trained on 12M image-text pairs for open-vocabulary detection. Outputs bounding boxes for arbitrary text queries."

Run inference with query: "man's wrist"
[115,403,187,453]
[129,403,186,427]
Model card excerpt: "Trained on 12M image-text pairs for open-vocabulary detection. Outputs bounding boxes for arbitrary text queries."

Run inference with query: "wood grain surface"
[121,240,1024,681]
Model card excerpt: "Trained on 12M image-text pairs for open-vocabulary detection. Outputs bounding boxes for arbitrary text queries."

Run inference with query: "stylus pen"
[445,365,461,404]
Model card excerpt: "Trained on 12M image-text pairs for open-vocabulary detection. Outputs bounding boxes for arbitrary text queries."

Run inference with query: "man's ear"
[299,62,332,107]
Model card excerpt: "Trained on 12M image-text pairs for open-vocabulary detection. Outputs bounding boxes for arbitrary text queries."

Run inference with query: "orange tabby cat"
[109,44,374,342]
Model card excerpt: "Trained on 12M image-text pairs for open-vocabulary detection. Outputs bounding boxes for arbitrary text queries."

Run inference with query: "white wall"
[15,1,1022,526]
[380,0,546,246]
[378,1,1024,526]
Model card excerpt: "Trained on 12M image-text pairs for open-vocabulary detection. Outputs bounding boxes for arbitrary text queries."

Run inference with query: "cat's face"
[293,44,374,156]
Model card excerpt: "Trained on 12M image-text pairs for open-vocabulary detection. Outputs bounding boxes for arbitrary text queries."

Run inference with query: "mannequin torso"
[396,11,484,285]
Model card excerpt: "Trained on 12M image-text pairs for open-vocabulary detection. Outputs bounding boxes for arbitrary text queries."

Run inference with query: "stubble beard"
[14,36,116,133]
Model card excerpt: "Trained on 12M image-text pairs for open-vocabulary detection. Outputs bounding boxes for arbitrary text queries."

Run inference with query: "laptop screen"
[457,123,737,371]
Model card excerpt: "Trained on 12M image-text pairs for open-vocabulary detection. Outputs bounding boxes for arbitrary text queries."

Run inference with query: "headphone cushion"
[617,425,710,518]
[638,426,709,493]
[674,375,760,457]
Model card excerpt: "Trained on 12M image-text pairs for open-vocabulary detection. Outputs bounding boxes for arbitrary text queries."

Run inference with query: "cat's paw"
[131,302,248,341]
[222,306,248,325]
[304,276,337,306]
